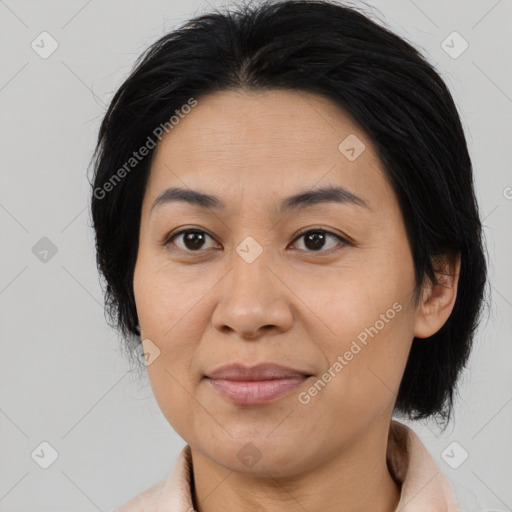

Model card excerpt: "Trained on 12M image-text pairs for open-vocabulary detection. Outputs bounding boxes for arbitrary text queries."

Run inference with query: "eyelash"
[163,227,350,255]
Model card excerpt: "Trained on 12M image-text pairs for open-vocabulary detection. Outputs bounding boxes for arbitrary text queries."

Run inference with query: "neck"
[190,419,401,512]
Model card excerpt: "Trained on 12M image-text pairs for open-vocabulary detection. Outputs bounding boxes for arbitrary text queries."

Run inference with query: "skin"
[133,89,460,512]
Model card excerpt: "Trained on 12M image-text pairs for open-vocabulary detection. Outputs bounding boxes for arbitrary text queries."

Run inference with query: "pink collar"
[116,419,462,511]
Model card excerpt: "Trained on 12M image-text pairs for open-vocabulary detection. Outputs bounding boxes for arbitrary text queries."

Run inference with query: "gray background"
[0,0,511,510]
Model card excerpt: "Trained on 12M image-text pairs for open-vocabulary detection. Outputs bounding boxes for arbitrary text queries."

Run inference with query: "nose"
[211,246,294,340]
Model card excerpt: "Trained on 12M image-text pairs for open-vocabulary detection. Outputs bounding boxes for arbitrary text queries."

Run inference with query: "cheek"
[293,258,414,409]
[134,251,205,335]
[135,266,203,373]
[145,362,201,442]
[296,308,413,444]
[133,256,213,433]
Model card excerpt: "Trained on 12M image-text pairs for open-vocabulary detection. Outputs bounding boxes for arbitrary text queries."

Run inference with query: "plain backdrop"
[0,0,511,510]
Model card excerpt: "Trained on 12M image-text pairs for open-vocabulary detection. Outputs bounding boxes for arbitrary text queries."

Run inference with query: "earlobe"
[413,252,461,339]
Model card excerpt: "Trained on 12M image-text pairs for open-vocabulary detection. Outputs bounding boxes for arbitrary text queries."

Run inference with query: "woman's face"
[133,89,426,476]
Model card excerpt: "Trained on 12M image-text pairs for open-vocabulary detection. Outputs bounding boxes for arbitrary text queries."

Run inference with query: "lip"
[204,363,312,405]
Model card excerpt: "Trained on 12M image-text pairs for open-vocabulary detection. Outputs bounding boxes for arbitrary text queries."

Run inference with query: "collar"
[116,419,462,511]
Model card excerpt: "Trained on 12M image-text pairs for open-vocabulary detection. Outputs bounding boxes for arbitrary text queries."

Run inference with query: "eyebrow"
[150,185,371,215]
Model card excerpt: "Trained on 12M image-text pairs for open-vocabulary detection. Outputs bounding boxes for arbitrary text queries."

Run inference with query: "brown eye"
[164,227,348,254]
[166,229,218,252]
[291,229,347,252]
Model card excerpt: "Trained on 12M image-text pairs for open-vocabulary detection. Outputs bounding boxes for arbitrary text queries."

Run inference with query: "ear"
[413,251,461,339]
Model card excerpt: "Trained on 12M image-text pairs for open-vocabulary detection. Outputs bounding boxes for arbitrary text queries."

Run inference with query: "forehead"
[145,89,392,212]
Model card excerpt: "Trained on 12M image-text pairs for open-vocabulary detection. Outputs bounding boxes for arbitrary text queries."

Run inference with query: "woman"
[89,1,488,510]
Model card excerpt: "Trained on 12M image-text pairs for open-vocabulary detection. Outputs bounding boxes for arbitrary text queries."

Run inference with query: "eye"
[164,227,349,254]
[289,228,348,253]
[165,229,219,252]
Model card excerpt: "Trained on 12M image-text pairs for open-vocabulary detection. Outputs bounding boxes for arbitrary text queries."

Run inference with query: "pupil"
[185,231,205,250]
[305,231,325,250]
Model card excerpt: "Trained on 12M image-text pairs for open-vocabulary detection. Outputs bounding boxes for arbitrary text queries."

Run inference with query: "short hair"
[89,0,488,424]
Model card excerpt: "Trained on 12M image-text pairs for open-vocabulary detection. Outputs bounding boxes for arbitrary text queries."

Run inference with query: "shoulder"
[113,444,193,512]
[114,479,167,512]
[388,420,464,511]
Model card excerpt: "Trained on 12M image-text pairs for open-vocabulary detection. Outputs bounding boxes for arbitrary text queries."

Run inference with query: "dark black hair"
[89,0,488,425]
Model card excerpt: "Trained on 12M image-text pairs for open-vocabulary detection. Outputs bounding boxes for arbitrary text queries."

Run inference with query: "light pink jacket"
[115,420,463,511]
